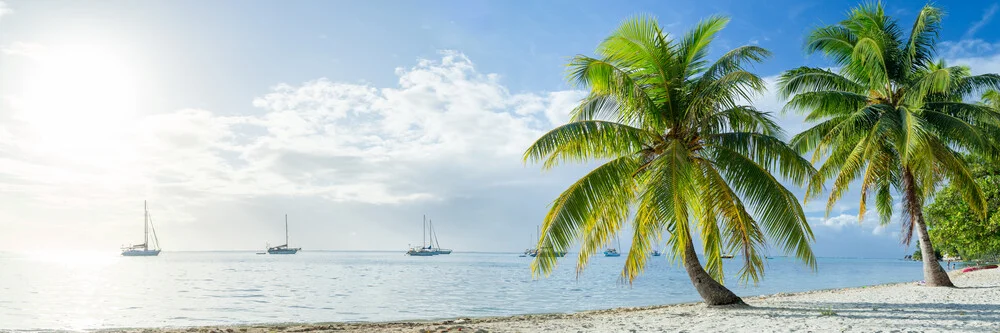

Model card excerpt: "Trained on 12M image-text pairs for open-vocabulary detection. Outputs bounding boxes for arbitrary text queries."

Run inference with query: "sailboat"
[521,230,536,257]
[523,226,538,257]
[266,214,301,254]
[651,248,662,257]
[603,233,621,257]
[121,201,161,256]
[406,215,438,256]
[428,219,452,254]
[527,225,567,257]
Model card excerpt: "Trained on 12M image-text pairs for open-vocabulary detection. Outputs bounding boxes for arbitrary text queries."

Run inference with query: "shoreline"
[99,269,1000,333]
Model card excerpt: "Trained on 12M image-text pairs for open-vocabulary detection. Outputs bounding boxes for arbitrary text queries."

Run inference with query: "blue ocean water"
[0,251,923,331]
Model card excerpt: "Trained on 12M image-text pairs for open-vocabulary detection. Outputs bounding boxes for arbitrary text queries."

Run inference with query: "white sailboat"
[406,215,438,256]
[267,214,301,254]
[521,231,535,257]
[429,219,452,254]
[121,201,161,256]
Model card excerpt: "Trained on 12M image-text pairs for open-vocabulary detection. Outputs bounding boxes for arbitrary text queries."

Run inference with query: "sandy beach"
[103,268,1000,333]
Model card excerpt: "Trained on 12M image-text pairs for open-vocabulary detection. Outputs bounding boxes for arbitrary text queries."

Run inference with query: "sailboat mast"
[430,220,439,248]
[422,215,427,248]
[285,214,289,245]
[144,200,149,248]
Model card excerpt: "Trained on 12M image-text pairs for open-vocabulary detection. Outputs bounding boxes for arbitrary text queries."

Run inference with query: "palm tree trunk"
[913,211,954,286]
[682,235,744,306]
[902,168,954,287]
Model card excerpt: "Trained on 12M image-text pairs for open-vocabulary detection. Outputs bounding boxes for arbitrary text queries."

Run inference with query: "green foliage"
[910,248,941,261]
[778,2,1000,251]
[524,15,817,286]
[925,153,1000,260]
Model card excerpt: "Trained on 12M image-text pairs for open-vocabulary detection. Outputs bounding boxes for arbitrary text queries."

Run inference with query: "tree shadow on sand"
[740,301,1000,330]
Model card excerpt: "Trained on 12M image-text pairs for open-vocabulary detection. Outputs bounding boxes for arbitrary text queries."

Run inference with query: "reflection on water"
[0,251,922,330]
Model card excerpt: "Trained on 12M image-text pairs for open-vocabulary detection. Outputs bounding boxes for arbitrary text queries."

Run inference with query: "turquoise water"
[0,251,923,331]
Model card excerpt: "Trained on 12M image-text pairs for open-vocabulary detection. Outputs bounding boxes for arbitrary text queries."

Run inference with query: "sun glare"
[18,43,140,166]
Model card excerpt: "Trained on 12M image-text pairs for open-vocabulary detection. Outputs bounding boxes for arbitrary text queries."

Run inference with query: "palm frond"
[531,156,640,277]
[903,4,942,70]
[523,120,652,169]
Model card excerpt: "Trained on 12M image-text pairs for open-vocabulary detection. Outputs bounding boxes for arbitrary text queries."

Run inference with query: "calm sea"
[0,251,923,331]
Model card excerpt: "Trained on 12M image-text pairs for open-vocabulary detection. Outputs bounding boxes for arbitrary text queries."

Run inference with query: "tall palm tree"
[523,15,817,306]
[778,3,1000,287]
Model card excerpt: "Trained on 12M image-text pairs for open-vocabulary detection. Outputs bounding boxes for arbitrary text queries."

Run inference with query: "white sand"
[109,269,1000,333]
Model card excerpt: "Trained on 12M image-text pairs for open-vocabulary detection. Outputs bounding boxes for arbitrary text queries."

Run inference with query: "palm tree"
[778,3,1000,287]
[523,15,817,306]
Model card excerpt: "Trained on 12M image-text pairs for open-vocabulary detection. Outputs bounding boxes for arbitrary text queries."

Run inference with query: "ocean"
[0,251,924,331]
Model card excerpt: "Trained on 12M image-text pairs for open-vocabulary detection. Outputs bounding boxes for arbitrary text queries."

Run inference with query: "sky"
[2,0,1000,258]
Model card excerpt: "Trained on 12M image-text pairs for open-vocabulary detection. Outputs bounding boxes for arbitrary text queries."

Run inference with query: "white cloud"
[807,201,904,237]
[0,1,10,20]
[949,52,1000,76]
[241,51,583,203]
[965,3,999,39]
[1,42,44,57]
[1,51,584,209]
[939,39,1000,59]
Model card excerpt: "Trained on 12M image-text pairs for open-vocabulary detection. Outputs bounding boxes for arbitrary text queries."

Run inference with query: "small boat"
[121,201,161,257]
[721,254,734,259]
[407,215,439,256]
[651,249,662,257]
[961,265,998,273]
[266,215,301,254]
[523,226,539,257]
[406,247,437,256]
[604,233,622,257]
[531,247,567,257]
[523,226,566,257]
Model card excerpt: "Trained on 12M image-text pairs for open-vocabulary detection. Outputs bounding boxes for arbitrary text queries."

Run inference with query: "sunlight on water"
[0,252,923,330]
[22,250,119,267]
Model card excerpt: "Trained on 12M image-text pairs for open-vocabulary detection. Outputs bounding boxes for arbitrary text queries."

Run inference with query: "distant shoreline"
[99,269,999,333]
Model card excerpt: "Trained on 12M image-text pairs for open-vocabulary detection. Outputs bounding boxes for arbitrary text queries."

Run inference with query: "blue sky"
[2,0,1000,260]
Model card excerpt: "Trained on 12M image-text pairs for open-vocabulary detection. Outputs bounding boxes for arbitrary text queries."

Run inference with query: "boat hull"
[603,250,621,257]
[122,249,161,256]
[407,249,438,256]
[435,249,453,254]
[267,248,300,254]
